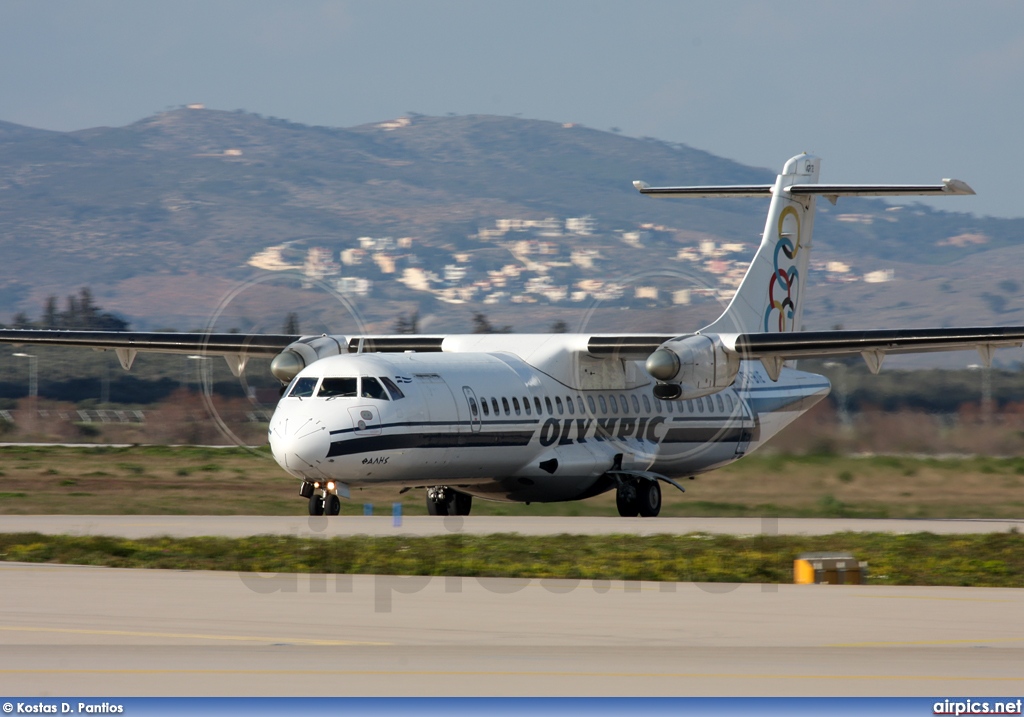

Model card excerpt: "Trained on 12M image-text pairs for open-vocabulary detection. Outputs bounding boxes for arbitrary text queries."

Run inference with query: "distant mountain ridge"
[0,109,1022,336]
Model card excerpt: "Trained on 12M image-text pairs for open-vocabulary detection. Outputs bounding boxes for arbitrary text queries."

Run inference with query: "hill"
[1,108,1022,342]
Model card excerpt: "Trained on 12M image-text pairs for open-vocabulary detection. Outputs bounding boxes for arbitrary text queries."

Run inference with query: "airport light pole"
[187,355,212,397]
[823,360,851,429]
[12,352,38,400]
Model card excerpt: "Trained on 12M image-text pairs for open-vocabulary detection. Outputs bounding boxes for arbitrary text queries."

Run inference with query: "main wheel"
[616,483,639,517]
[308,493,324,516]
[426,492,450,516]
[637,480,662,518]
[325,493,342,516]
[452,491,473,516]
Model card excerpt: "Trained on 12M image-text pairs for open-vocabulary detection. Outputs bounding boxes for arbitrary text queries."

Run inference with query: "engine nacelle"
[645,334,739,400]
[270,335,348,382]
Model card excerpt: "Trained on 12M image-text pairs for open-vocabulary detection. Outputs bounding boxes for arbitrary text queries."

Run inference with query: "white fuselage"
[267,350,830,503]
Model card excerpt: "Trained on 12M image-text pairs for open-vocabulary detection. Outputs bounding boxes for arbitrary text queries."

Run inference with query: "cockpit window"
[380,376,405,400]
[361,376,389,400]
[288,377,319,398]
[317,377,358,398]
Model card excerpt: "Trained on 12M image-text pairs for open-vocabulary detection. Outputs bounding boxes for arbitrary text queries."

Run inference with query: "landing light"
[326,481,336,492]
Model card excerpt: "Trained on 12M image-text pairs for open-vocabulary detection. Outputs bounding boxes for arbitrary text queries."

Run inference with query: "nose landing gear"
[300,480,342,516]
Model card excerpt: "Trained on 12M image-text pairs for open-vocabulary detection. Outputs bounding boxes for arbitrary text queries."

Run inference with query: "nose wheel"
[308,493,325,516]
[305,487,342,516]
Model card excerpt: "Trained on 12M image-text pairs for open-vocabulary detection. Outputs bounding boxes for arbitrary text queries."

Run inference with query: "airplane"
[3,152,1021,518]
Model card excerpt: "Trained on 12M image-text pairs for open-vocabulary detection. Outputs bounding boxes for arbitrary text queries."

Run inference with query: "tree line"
[8,288,129,331]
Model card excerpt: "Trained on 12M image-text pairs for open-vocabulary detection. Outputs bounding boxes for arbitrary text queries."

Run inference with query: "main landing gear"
[426,486,473,516]
[300,480,341,516]
[615,479,662,518]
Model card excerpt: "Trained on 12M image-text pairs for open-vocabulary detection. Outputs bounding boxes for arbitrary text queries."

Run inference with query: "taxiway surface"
[3,516,1021,696]
[1,562,1022,696]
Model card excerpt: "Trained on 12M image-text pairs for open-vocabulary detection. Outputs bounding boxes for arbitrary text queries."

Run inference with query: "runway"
[1,562,1022,696]
[2,514,1022,538]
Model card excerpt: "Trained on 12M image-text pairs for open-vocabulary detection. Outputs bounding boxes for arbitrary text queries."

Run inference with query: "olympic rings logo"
[764,205,801,332]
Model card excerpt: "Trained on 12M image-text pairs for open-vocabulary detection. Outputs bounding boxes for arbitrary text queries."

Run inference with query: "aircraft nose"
[269,413,331,478]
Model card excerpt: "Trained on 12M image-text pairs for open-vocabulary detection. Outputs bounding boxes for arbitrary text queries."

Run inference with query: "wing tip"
[942,178,976,195]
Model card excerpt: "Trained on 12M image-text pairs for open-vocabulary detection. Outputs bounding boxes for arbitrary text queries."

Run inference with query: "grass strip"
[1,531,1023,587]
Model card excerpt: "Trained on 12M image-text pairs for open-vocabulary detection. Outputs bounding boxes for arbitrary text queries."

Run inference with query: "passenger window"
[555,396,563,415]
[667,400,673,414]
[523,397,532,416]
[317,377,357,398]
[491,398,500,415]
[502,397,510,415]
[620,395,628,414]
[361,377,389,400]
[598,395,607,413]
[566,396,574,415]
[705,396,715,413]
[544,396,553,415]
[725,394,734,411]
[380,376,405,400]
[587,396,597,413]
[534,397,543,414]
[289,376,319,398]
[512,397,521,415]
[577,396,585,414]
[608,395,617,414]
[481,399,490,416]
[469,397,478,416]
[642,395,651,412]
[653,397,662,412]
[696,398,703,413]
[631,395,640,413]
[715,395,725,413]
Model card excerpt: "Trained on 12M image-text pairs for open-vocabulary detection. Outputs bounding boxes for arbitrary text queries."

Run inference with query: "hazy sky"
[1,0,1022,217]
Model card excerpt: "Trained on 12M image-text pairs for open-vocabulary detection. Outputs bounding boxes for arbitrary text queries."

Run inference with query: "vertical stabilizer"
[702,154,819,334]
[634,154,974,338]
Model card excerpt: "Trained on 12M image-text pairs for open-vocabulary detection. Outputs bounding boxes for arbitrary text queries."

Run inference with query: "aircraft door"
[462,386,482,433]
[731,390,754,457]
[735,429,752,458]
[414,373,459,469]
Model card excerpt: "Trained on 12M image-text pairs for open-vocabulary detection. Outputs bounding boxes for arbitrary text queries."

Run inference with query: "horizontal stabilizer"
[633,181,772,198]
[634,179,974,202]
[789,179,974,197]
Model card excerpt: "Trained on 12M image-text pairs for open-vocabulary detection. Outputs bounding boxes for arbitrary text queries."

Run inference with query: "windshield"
[318,377,358,398]
[361,377,389,400]
[288,377,319,398]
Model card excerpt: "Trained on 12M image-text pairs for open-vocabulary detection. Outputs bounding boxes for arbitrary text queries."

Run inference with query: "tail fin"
[634,153,974,335]
[704,154,819,334]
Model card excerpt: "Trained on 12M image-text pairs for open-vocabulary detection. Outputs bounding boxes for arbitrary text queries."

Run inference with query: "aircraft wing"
[3,325,1020,383]
[0,329,451,375]
[720,326,1024,378]
[0,329,301,374]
